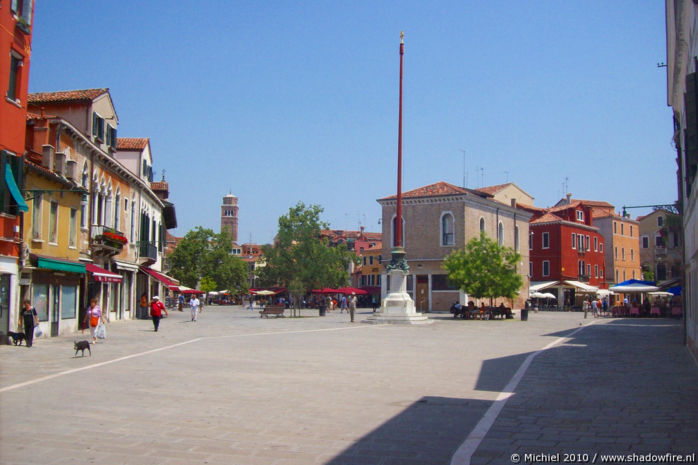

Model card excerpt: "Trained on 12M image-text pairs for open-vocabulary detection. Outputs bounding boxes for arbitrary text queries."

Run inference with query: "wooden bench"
[259,306,285,318]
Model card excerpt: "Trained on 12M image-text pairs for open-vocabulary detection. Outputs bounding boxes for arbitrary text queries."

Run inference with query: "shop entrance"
[416,275,429,312]
[0,274,10,342]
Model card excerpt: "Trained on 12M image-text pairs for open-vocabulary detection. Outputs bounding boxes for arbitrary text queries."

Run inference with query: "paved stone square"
[1,307,696,465]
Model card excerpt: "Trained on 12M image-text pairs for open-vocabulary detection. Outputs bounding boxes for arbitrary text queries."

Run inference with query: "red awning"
[86,263,123,283]
[140,267,180,291]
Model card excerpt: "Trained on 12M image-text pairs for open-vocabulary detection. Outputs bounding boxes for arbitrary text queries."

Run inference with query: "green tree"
[168,227,248,293]
[199,276,217,293]
[258,202,358,306]
[442,232,523,305]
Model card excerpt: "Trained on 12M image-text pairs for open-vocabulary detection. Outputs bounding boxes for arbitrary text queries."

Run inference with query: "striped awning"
[140,266,180,291]
[86,263,122,283]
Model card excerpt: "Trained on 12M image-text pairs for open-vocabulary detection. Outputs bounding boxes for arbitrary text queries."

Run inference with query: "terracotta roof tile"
[116,138,149,150]
[567,198,615,208]
[531,212,566,224]
[515,202,545,212]
[548,201,584,213]
[475,182,512,195]
[591,209,619,219]
[150,181,168,191]
[381,181,488,200]
[28,88,109,104]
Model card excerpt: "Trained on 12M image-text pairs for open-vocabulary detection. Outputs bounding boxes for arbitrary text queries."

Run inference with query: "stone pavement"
[0,307,696,465]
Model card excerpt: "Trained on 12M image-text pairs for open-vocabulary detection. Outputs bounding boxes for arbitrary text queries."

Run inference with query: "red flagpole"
[395,32,404,249]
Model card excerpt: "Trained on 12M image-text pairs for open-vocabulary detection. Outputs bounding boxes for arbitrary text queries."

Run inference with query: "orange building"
[0,1,33,339]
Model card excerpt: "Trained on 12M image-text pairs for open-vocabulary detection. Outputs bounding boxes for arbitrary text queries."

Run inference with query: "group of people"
[318,293,358,322]
[582,297,609,318]
[451,301,513,320]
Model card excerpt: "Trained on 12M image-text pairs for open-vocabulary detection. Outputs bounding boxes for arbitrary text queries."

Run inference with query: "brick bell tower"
[220,194,239,243]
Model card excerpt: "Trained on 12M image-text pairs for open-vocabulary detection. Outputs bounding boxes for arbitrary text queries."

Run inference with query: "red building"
[529,201,607,303]
[0,1,34,338]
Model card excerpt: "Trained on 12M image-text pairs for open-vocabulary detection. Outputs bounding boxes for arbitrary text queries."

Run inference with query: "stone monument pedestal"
[364,248,431,325]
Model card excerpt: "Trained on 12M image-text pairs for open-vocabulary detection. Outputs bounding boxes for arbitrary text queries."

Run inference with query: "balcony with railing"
[138,241,158,265]
[91,225,127,256]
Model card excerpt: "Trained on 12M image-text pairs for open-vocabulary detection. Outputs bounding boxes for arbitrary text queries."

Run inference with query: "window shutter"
[159,223,165,251]
[684,72,698,192]
[92,112,98,137]
[21,0,32,24]
[7,56,19,100]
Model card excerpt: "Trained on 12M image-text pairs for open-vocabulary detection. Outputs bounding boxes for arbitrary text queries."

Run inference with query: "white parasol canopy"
[530,291,556,299]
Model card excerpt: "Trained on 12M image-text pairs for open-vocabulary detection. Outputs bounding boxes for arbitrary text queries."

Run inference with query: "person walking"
[83,298,104,343]
[340,295,347,313]
[18,299,39,347]
[178,294,184,312]
[139,293,148,319]
[349,292,357,323]
[150,296,167,332]
[190,295,201,322]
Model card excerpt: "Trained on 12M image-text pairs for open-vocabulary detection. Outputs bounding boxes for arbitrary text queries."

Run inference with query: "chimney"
[566,193,572,204]
[65,159,77,180]
[53,152,66,175]
[41,145,54,170]
[511,198,517,208]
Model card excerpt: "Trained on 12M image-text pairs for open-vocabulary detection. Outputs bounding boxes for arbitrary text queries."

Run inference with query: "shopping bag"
[34,325,43,338]
[96,323,106,339]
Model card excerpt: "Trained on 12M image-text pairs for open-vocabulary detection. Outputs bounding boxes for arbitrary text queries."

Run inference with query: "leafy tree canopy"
[442,232,522,302]
[168,227,248,293]
[258,202,358,295]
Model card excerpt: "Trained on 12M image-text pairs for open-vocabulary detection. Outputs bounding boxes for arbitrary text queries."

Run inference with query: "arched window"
[479,217,485,233]
[91,174,99,225]
[114,188,121,230]
[81,162,88,188]
[441,212,454,246]
[498,222,504,246]
[130,196,136,242]
[104,184,113,228]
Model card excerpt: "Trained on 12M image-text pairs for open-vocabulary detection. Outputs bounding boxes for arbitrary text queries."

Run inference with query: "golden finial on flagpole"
[400,31,404,44]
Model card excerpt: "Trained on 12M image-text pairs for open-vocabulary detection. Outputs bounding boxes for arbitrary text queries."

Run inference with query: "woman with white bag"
[83,298,105,343]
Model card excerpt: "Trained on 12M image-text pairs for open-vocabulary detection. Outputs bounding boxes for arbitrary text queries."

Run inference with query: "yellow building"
[21,153,86,336]
[358,245,382,289]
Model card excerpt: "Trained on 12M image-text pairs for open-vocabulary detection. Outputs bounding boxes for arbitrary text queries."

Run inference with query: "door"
[416,276,429,312]
[0,275,10,343]
[50,284,60,337]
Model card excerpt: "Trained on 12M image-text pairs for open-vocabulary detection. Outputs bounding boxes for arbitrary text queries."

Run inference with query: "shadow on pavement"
[324,396,493,465]
[326,320,698,465]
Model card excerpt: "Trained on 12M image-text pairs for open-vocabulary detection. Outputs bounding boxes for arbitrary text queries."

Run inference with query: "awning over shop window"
[35,256,85,274]
[86,263,123,283]
[529,281,559,292]
[563,280,599,293]
[140,266,180,291]
[5,161,28,212]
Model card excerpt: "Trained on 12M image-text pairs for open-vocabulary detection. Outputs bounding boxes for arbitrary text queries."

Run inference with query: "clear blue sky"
[29,1,673,244]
